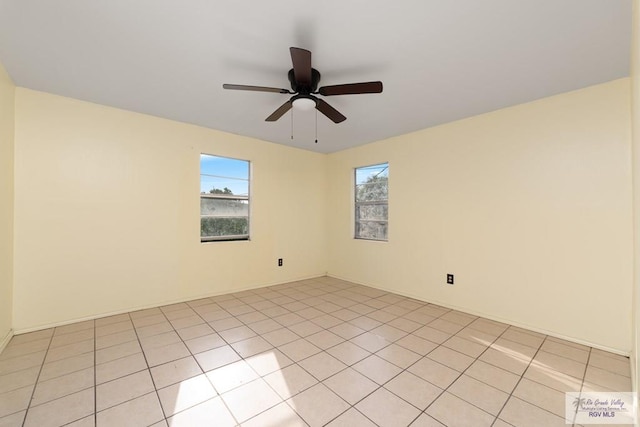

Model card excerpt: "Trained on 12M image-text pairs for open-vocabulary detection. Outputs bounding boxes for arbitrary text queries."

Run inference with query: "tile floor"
[0,276,632,427]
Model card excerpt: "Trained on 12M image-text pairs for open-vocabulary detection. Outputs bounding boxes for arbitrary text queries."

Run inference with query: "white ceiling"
[0,0,632,153]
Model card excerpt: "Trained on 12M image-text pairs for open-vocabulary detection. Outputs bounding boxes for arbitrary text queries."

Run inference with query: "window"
[355,162,388,241]
[200,154,250,242]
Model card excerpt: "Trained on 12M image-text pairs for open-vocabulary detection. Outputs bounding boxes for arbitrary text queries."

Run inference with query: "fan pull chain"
[290,109,294,140]
[315,109,318,144]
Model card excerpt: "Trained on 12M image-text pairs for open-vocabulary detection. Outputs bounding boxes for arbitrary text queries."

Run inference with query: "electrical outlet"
[447,274,454,285]
[278,258,283,267]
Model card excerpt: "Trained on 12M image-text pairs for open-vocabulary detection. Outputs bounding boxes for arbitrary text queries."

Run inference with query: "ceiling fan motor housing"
[288,68,321,94]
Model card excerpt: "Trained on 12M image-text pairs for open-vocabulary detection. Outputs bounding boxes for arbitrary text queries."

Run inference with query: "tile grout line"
[21,328,55,427]
[489,334,551,427]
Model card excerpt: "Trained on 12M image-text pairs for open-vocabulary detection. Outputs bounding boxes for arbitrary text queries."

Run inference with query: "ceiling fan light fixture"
[292,97,316,111]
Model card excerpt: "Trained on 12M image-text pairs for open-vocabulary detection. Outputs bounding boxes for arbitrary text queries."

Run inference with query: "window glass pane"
[355,221,388,241]
[200,154,249,179]
[201,217,249,238]
[355,162,388,241]
[356,204,388,221]
[200,154,250,242]
[200,198,249,217]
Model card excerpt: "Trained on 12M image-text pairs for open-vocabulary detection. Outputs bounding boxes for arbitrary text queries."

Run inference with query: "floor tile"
[96,369,155,411]
[264,364,318,399]
[194,345,241,372]
[352,354,402,385]
[150,356,203,389]
[50,329,94,348]
[97,392,164,427]
[498,396,567,427]
[587,352,629,377]
[245,349,293,376]
[0,411,26,427]
[31,367,94,406]
[299,352,347,381]
[326,408,376,427]
[448,374,509,415]
[39,352,94,382]
[409,413,446,426]
[384,371,442,410]
[426,392,494,427]
[262,328,301,347]
[96,351,147,384]
[329,323,366,340]
[0,338,50,361]
[533,350,586,379]
[501,328,545,349]
[95,339,141,364]
[287,383,350,427]
[465,360,520,393]
[375,343,421,369]
[584,364,631,391]
[0,277,633,427]
[395,334,438,356]
[305,330,344,350]
[513,378,566,417]
[408,357,460,389]
[95,329,137,350]
[206,360,259,394]
[540,339,589,363]
[0,366,39,394]
[287,321,324,337]
[24,388,94,427]
[0,351,46,376]
[326,341,371,366]
[442,335,487,358]
[0,386,34,418]
[44,339,94,364]
[184,333,225,354]
[413,326,452,344]
[350,332,391,353]
[175,323,215,341]
[144,342,191,367]
[222,378,283,423]
[231,335,274,358]
[241,402,307,427]
[323,367,378,405]
[278,339,322,362]
[355,387,421,427]
[157,374,217,417]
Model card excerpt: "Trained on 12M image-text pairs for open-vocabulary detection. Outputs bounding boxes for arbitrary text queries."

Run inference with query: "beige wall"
[631,0,640,401]
[12,88,327,332]
[327,79,633,353]
[0,63,15,348]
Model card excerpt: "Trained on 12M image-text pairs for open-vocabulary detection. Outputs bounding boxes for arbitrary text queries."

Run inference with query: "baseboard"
[0,328,13,355]
[327,273,630,357]
[13,273,326,335]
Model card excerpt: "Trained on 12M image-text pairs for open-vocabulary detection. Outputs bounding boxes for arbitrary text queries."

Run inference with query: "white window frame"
[354,162,388,241]
[200,154,251,242]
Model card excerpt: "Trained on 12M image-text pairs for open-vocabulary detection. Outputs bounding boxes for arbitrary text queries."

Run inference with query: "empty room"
[1,1,639,426]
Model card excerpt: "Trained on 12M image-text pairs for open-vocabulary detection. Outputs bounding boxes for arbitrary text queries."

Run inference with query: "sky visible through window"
[355,163,388,185]
[200,154,249,195]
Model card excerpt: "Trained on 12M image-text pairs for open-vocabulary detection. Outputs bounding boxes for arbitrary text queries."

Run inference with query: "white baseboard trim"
[0,329,13,355]
[13,273,327,335]
[328,274,630,357]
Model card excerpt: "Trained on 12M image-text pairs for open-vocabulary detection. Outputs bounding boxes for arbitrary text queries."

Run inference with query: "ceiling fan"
[223,47,383,124]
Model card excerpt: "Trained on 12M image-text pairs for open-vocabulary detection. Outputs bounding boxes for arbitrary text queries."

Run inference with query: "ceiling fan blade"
[290,47,312,86]
[318,81,383,96]
[265,100,293,121]
[223,84,290,94]
[316,99,346,123]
